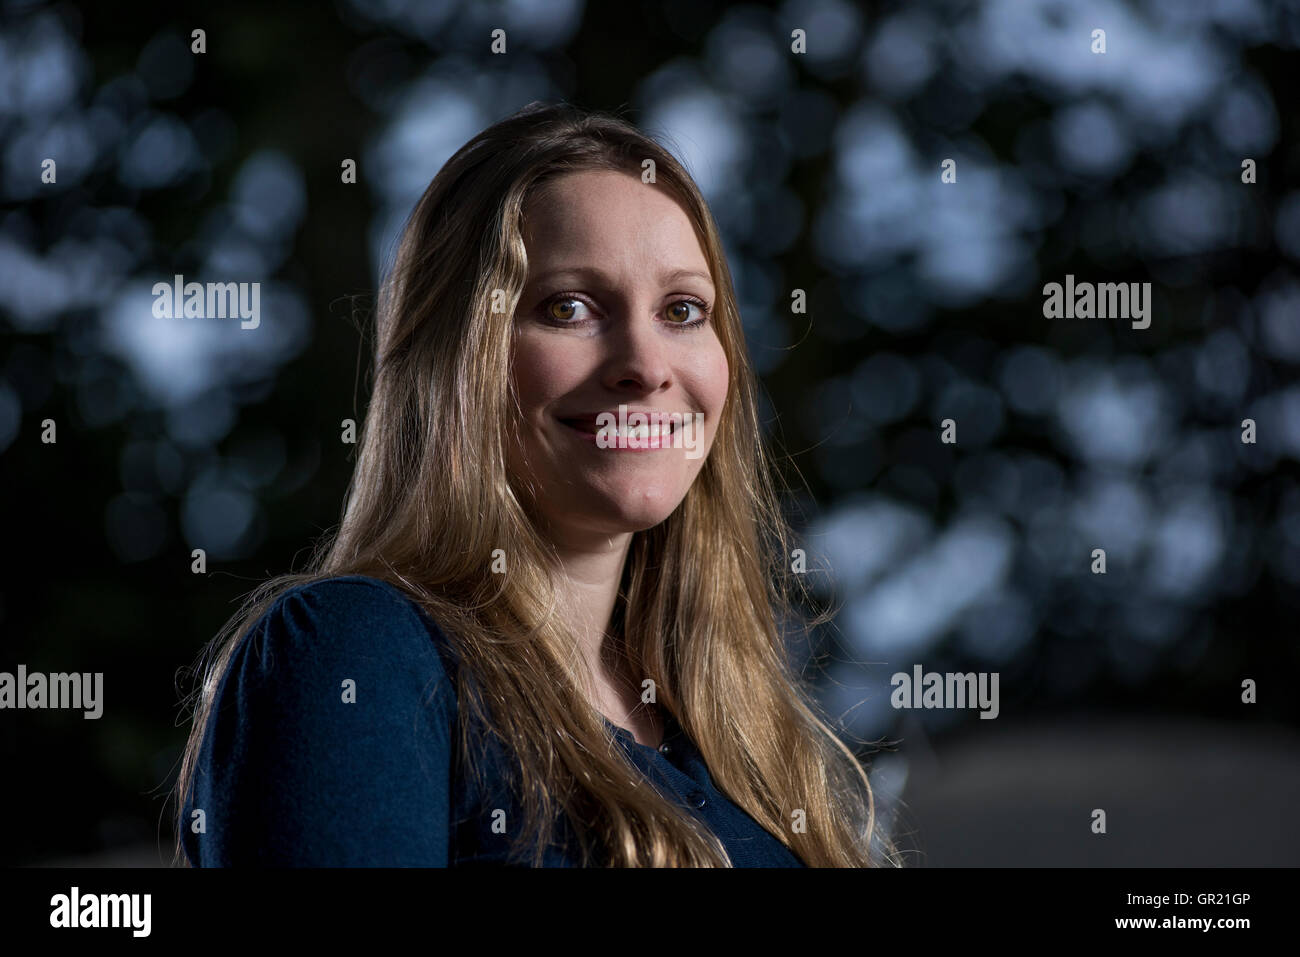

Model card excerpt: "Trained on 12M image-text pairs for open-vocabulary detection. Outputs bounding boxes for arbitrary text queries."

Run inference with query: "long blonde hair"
[172,101,899,867]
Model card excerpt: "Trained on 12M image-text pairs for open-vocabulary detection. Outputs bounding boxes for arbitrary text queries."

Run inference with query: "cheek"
[512,335,574,414]
[699,341,730,416]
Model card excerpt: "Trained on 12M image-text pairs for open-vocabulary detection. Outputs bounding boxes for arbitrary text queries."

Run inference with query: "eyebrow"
[525,265,715,289]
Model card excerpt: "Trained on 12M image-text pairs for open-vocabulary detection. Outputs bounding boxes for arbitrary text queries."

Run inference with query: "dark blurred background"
[1,0,1298,866]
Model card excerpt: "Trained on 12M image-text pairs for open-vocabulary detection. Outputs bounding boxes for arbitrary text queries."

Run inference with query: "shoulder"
[186,574,461,865]
[229,574,459,708]
[264,573,439,635]
[249,574,449,656]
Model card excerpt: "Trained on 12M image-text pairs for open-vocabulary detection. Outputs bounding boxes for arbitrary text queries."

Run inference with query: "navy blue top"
[181,575,805,867]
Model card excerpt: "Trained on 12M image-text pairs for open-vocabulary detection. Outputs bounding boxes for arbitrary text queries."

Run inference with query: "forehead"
[522,169,710,270]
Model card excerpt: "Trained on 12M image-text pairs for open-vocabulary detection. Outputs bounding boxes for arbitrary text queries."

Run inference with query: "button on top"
[658,742,671,754]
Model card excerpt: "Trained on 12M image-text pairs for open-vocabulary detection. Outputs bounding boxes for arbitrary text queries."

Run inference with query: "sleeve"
[182,577,458,866]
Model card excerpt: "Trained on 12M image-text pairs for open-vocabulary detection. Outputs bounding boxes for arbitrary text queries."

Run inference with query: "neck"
[545,526,635,699]
[543,525,665,748]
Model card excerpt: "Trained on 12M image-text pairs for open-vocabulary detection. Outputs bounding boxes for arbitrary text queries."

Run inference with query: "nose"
[600,303,673,393]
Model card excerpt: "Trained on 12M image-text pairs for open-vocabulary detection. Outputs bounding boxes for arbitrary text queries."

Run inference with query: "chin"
[607,508,678,533]
[569,483,687,532]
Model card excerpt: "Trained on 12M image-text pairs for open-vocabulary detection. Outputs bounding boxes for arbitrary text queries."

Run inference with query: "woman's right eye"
[542,295,594,324]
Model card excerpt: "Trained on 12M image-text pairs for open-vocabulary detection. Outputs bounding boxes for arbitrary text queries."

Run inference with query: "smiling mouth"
[556,411,696,452]
[558,416,680,439]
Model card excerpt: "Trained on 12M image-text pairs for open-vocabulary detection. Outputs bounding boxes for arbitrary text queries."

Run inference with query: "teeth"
[598,422,674,439]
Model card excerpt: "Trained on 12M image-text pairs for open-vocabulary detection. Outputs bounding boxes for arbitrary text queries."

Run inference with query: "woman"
[173,101,897,867]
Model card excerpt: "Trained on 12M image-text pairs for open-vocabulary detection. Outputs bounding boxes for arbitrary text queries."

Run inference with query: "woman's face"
[507,169,729,543]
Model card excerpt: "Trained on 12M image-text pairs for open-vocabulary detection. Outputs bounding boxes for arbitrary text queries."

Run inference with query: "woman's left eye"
[665,299,709,325]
